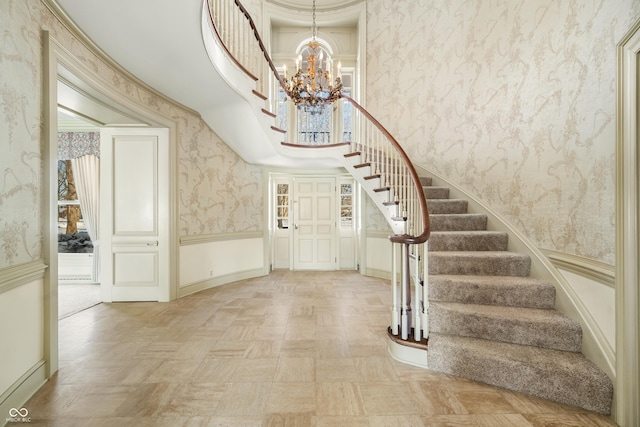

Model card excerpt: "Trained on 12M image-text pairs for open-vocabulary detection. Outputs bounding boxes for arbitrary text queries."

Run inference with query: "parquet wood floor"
[25,271,617,426]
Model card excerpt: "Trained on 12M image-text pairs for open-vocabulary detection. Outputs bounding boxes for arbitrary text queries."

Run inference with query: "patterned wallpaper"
[177,114,263,235]
[3,0,639,268]
[366,0,640,265]
[0,1,42,267]
[0,0,263,268]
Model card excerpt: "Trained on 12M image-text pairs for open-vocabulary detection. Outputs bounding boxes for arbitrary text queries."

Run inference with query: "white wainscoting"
[543,249,616,378]
[559,268,616,350]
[0,275,45,415]
[178,233,266,297]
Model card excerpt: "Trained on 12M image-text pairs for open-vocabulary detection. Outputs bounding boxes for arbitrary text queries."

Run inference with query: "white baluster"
[391,242,399,335]
[401,243,411,340]
[414,244,422,342]
[423,240,429,338]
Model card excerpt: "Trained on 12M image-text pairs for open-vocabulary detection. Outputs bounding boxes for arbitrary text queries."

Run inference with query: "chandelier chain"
[312,0,317,40]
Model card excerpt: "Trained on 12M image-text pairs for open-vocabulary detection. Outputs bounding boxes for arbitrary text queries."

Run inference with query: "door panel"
[293,177,336,270]
[100,128,169,302]
[113,139,157,234]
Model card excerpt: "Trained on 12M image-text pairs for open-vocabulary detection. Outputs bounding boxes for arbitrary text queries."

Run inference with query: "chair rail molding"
[0,260,48,295]
[542,250,615,288]
[180,231,264,246]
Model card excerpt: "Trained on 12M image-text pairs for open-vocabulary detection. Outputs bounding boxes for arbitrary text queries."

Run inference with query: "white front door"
[293,177,336,270]
[100,128,170,302]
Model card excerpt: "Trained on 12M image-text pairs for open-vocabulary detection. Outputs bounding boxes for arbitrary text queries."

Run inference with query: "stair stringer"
[415,165,615,382]
[337,154,410,236]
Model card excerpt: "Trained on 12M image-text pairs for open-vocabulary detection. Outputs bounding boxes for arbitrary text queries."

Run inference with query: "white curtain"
[70,155,100,282]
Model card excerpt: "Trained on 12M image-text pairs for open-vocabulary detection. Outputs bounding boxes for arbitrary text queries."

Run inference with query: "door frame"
[615,19,640,425]
[268,170,357,271]
[44,32,179,377]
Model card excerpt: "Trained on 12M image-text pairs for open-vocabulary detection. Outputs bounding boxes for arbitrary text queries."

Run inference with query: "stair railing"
[207,0,285,101]
[207,0,430,344]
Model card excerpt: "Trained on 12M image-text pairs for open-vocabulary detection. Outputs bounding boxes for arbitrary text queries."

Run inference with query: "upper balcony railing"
[206,0,430,343]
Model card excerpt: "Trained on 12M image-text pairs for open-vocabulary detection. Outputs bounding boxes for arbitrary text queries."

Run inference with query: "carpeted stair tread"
[427,333,613,414]
[429,251,531,276]
[423,186,450,199]
[427,199,468,214]
[429,302,582,352]
[429,275,555,308]
[420,176,432,186]
[430,214,487,231]
[429,231,508,251]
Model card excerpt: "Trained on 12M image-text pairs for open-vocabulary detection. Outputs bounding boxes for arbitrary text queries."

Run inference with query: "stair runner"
[421,176,613,414]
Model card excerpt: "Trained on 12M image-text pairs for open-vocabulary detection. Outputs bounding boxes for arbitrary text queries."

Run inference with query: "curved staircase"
[204,0,613,415]
[421,176,612,414]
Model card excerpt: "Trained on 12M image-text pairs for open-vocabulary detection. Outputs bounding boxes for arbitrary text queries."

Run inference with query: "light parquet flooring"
[25,271,617,426]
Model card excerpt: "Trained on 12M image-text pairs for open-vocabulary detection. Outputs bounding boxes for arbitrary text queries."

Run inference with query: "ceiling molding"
[266,0,363,13]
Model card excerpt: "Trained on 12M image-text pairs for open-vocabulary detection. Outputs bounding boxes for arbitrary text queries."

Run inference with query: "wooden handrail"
[206,0,430,246]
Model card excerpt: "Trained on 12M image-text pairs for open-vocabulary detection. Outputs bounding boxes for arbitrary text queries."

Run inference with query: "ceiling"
[55,0,234,114]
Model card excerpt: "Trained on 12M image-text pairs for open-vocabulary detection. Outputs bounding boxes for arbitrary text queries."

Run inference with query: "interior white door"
[293,177,336,270]
[100,128,170,302]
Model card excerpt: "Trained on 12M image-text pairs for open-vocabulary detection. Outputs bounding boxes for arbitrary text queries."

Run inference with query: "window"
[276,72,288,130]
[340,182,353,227]
[276,183,289,229]
[298,104,332,144]
[341,73,353,141]
[58,160,93,253]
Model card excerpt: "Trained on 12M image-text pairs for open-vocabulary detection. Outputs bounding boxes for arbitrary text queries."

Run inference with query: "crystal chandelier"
[283,0,342,113]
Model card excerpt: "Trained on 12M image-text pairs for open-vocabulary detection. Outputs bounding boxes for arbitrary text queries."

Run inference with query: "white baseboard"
[0,360,46,427]
[387,338,428,369]
[364,268,391,281]
[177,267,267,298]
